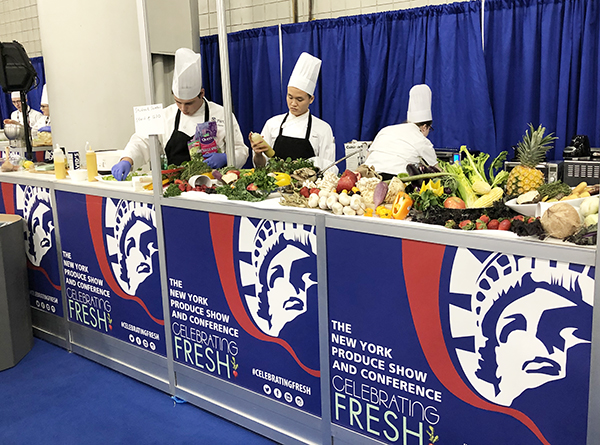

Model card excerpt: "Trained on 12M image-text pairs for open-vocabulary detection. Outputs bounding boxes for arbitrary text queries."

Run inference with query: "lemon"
[23,160,34,169]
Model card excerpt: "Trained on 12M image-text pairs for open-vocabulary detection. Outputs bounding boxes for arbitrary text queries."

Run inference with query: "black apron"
[164,98,210,166]
[272,112,315,160]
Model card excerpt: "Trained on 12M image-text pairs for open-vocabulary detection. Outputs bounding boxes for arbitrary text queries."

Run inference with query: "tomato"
[444,196,466,209]
[498,219,511,230]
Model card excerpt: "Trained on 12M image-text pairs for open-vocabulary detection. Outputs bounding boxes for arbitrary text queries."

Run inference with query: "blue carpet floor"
[0,338,278,445]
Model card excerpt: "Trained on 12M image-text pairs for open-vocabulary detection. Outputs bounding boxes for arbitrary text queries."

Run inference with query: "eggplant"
[406,163,421,177]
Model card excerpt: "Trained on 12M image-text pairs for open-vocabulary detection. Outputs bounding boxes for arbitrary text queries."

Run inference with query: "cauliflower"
[356,177,382,204]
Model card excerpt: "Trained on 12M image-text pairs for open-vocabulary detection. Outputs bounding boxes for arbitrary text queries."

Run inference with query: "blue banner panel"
[0,182,63,316]
[327,228,593,445]
[162,207,321,417]
[55,191,166,356]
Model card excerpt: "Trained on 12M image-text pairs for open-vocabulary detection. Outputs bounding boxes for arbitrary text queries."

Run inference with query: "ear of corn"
[471,180,492,195]
[472,187,504,208]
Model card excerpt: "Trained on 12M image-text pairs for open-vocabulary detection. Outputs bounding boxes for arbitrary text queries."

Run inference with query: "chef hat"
[172,48,202,100]
[407,84,432,123]
[41,85,49,105]
[288,52,322,96]
[11,91,20,100]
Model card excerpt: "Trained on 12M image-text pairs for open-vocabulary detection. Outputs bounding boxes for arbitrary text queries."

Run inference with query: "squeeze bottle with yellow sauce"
[86,142,98,181]
[250,132,275,157]
[54,145,66,179]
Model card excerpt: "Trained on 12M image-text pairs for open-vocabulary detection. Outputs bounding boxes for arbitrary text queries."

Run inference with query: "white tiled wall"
[0,0,42,56]
[0,0,457,57]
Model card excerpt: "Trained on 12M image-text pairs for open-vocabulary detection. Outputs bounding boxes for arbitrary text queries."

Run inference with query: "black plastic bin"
[0,214,33,371]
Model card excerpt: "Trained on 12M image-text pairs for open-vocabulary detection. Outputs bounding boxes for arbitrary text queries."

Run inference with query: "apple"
[444,196,466,209]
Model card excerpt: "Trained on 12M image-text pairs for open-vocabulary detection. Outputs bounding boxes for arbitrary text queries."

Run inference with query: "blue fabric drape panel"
[227,27,283,138]
[197,0,600,163]
[484,0,599,160]
[278,4,493,161]
[200,28,282,167]
[1,56,45,125]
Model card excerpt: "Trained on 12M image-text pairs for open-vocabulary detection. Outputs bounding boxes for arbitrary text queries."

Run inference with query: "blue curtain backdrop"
[484,0,599,160]
[199,0,599,164]
[0,56,45,124]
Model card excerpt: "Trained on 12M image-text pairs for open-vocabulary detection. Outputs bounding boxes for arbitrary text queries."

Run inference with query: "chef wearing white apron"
[250,52,336,172]
[112,48,248,181]
[366,84,437,179]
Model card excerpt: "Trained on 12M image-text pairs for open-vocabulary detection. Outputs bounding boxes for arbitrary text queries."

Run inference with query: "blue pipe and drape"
[200,0,599,166]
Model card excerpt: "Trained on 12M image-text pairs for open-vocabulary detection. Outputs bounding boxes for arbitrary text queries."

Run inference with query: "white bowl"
[506,196,586,218]
[68,169,88,182]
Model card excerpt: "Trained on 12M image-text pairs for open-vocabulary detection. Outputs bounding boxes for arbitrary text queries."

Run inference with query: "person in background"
[250,52,336,172]
[111,48,248,181]
[3,91,44,128]
[366,84,437,180]
[33,85,51,132]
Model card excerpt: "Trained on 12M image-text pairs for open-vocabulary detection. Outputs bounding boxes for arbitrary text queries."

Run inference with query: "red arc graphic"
[402,239,549,445]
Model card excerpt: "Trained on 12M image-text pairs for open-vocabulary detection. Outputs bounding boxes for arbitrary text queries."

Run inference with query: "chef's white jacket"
[366,122,437,175]
[257,111,336,171]
[122,100,249,170]
[10,108,44,128]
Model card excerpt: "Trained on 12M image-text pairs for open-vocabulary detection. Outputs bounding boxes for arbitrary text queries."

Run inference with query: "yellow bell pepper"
[273,172,291,187]
[420,179,444,197]
[392,192,413,220]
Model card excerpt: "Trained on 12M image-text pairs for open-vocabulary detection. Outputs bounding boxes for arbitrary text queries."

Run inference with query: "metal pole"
[215,0,235,166]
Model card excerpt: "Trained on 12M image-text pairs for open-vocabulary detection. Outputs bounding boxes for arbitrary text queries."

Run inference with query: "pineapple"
[506,124,557,196]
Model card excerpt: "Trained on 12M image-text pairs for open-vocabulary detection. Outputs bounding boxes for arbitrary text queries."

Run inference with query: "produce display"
[156,126,599,246]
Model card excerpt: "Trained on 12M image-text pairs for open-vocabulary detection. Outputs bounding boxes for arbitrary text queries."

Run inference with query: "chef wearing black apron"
[113,48,248,180]
[164,98,210,166]
[250,52,336,172]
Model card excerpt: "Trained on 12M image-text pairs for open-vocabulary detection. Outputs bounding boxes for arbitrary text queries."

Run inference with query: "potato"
[541,202,582,238]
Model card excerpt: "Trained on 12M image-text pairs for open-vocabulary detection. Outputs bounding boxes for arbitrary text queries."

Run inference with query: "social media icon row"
[35,300,55,313]
[263,384,304,407]
[128,334,156,351]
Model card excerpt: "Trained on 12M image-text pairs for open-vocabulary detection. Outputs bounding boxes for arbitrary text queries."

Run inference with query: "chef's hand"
[203,152,227,169]
[248,132,269,154]
[112,159,132,181]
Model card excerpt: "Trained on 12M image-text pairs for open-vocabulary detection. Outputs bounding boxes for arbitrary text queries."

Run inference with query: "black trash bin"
[0,214,33,371]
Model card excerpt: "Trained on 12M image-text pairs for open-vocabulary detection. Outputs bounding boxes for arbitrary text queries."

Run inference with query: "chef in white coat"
[3,91,44,128]
[33,85,51,132]
[250,52,336,171]
[112,48,248,181]
[366,84,437,179]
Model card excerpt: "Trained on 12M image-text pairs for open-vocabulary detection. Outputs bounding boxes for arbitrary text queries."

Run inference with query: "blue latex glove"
[38,125,51,132]
[111,160,132,181]
[203,152,227,169]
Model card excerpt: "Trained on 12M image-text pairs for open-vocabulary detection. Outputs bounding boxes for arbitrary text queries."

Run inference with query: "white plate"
[95,174,134,186]
[506,197,586,218]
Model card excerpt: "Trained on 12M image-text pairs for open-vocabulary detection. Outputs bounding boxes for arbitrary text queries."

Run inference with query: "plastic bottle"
[54,145,66,179]
[250,132,275,157]
[86,142,98,181]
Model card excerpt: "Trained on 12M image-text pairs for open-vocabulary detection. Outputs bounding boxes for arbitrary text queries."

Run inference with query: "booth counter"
[0,169,597,445]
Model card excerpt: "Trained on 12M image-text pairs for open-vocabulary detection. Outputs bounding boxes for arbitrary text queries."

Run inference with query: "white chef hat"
[172,48,202,100]
[41,85,49,105]
[288,52,322,96]
[407,84,432,123]
[11,91,20,100]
